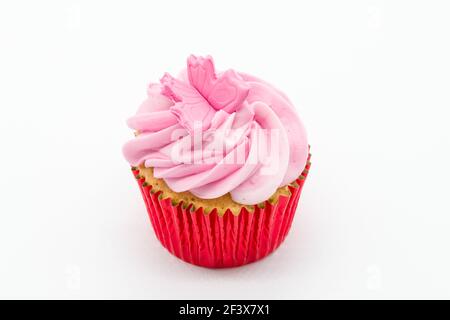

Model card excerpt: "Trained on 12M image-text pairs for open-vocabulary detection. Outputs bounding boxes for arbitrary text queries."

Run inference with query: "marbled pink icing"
[123,55,308,205]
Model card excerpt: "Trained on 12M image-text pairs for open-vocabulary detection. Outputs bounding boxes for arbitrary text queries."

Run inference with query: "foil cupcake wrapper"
[132,156,311,268]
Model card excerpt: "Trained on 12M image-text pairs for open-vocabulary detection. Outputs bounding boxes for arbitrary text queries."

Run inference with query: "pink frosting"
[123,55,308,205]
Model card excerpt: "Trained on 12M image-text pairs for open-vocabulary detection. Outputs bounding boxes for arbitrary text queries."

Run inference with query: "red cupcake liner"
[132,156,311,268]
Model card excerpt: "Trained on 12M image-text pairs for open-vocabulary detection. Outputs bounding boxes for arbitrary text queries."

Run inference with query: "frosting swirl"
[123,55,308,205]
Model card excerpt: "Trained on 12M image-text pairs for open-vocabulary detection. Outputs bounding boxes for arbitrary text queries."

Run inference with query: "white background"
[1,0,449,299]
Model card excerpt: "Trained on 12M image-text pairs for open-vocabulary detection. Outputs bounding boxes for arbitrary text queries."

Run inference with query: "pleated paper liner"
[132,155,311,268]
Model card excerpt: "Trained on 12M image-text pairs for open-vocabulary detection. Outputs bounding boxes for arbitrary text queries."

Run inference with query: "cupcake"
[123,55,310,268]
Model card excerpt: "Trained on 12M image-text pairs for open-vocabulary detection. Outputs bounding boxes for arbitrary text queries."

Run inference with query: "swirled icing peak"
[123,55,308,205]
